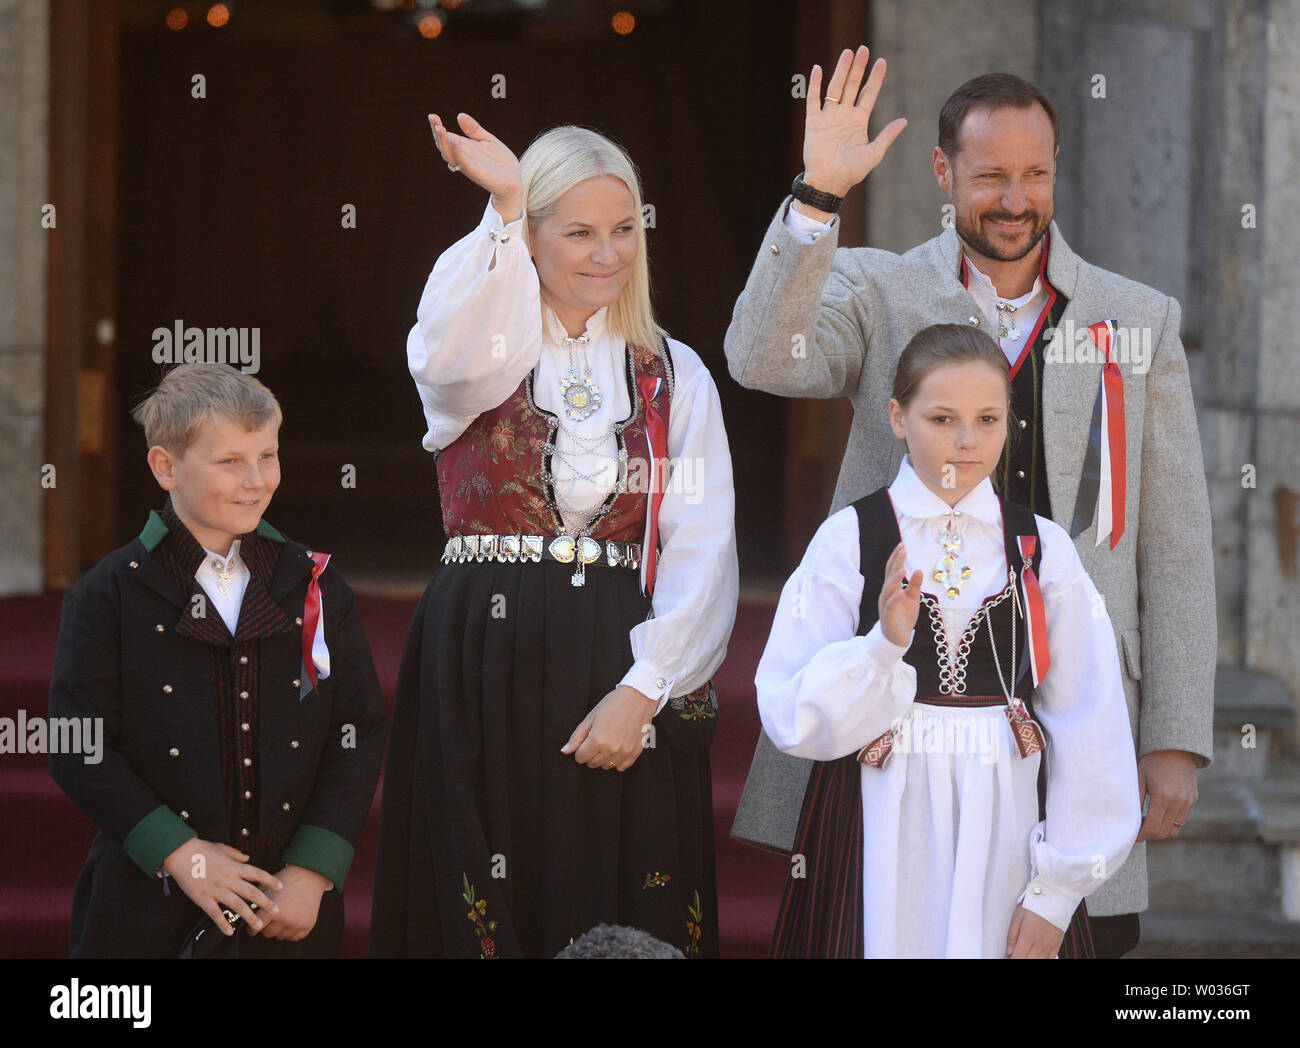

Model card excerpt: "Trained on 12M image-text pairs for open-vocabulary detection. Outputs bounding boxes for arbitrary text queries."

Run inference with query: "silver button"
[655,677,667,690]
[281,802,291,812]
[1032,885,1044,895]
[290,740,300,750]
[292,679,301,688]
[239,655,249,665]
[769,244,779,255]
[243,789,252,800]
[155,624,165,633]
[295,617,303,626]
[1018,419,1027,429]
[169,747,180,758]
[180,810,190,821]
[240,827,250,838]
[243,757,253,767]
[129,560,139,569]
[240,722,250,732]
[969,316,979,325]
[239,690,249,700]
[1016,470,1026,479]
[162,684,173,694]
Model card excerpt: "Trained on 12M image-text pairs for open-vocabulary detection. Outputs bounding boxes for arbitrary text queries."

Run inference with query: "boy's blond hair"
[131,363,282,453]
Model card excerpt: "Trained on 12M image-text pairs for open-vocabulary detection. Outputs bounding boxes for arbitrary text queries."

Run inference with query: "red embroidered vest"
[436,340,673,544]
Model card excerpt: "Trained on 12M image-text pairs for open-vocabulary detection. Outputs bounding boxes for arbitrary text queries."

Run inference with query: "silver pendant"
[214,560,235,595]
[560,367,602,421]
[931,516,972,599]
[996,301,1020,341]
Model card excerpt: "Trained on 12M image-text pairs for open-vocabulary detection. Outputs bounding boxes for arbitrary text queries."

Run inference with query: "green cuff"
[123,805,197,877]
[281,825,355,891]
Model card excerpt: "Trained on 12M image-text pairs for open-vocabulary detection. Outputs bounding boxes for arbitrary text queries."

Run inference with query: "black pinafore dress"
[770,487,1095,958]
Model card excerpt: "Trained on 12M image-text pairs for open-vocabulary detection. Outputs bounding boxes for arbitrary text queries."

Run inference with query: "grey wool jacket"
[724,196,1216,916]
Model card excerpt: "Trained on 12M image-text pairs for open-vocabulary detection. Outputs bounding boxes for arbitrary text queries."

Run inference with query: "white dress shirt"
[756,454,1140,951]
[961,257,1049,368]
[407,201,739,712]
[784,203,1050,368]
[196,539,248,637]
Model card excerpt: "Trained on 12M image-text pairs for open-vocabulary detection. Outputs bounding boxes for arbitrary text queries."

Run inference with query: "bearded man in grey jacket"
[725,46,1215,958]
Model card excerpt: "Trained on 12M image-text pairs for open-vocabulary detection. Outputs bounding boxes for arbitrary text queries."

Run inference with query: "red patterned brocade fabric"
[435,341,672,543]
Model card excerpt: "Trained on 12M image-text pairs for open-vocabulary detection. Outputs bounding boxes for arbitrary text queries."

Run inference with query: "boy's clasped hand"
[162,838,329,940]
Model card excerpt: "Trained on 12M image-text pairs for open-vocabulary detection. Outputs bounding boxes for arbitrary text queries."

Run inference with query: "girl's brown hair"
[891,323,1020,479]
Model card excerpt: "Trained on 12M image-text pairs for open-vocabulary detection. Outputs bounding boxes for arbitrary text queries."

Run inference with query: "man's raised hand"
[803,46,908,200]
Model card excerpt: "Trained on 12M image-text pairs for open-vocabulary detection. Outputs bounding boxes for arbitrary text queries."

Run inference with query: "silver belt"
[441,533,641,571]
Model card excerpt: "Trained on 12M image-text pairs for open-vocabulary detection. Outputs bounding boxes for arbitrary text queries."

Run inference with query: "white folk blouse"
[407,201,739,711]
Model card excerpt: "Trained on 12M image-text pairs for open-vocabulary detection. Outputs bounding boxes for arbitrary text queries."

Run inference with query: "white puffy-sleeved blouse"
[407,201,739,713]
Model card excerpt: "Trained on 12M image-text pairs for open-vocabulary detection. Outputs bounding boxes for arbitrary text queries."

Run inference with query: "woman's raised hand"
[878,542,923,648]
[803,46,908,198]
[429,112,523,221]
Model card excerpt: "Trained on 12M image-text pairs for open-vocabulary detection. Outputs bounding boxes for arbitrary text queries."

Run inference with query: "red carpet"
[0,590,787,958]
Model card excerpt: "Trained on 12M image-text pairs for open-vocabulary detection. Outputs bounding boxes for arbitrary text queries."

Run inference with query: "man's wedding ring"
[824,95,840,104]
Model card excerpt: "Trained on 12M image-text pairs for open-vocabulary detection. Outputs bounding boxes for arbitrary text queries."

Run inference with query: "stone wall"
[868,0,1300,712]
[0,0,48,596]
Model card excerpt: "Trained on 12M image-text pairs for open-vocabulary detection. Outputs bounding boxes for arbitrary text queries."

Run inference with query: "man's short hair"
[131,363,281,453]
[938,73,1060,161]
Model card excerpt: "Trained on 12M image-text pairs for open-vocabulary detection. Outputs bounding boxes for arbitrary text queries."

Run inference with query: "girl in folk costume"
[370,114,738,958]
[756,324,1140,959]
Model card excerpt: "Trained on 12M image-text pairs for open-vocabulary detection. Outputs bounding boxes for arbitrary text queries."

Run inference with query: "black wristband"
[791,172,844,214]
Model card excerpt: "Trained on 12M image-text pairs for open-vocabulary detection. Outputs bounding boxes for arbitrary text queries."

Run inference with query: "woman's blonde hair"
[518,125,664,353]
[131,363,282,453]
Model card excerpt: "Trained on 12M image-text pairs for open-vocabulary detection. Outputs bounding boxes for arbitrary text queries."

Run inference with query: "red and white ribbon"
[636,375,669,598]
[1088,321,1127,550]
[301,551,332,690]
[1017,535,1051,688]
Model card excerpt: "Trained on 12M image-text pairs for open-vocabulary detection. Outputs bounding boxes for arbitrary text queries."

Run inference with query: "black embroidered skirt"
[369,558,718,958]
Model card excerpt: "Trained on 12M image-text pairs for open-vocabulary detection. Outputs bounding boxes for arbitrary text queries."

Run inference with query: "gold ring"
[824,95,840,104]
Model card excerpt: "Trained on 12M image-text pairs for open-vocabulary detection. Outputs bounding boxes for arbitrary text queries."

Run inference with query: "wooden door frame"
[45,0,120,588]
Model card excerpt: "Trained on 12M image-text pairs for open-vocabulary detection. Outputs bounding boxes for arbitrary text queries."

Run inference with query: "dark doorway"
[112,0,798,583]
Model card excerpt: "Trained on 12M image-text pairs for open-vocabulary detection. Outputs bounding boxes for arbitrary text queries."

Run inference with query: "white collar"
[888,454,1001,527]
[199,538,242,568]
[542,302,610,347]
[963,255,1042,306]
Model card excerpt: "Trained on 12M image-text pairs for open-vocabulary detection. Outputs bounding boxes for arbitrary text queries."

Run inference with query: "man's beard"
[955,205,1052,263]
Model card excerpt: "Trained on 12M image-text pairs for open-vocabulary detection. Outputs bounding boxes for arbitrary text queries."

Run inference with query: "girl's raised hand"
[428,112,523,220]
[878,542,922,648]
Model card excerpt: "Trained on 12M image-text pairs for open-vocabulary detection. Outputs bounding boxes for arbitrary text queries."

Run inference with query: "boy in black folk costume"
[49,364,387,958]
